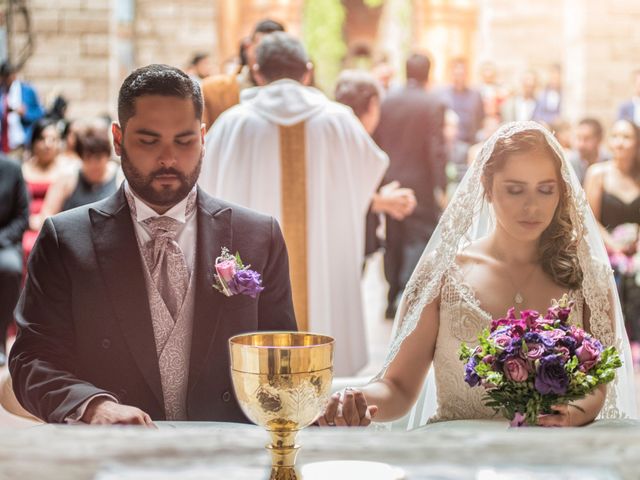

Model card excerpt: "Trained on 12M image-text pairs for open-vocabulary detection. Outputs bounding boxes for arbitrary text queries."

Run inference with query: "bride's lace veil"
[373,121,637,430]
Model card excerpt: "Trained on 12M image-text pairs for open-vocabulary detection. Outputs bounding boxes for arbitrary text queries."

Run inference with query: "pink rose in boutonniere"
[213,247,265,298]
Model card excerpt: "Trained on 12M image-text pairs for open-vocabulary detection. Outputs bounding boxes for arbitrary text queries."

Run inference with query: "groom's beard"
[120,145,202,207]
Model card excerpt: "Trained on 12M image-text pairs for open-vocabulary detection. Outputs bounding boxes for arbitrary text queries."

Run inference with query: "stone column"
[216,0,303,67]
[411,0,478,86]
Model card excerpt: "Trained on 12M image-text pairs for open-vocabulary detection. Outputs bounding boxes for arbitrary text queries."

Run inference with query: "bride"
[319,121,637,428]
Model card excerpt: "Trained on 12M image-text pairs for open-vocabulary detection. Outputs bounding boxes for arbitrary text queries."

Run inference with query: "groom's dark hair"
[117,64,203,130]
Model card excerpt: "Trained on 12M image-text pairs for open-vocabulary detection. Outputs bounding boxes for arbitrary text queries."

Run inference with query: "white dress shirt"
[66,183,199,423]
[125,182,198,274]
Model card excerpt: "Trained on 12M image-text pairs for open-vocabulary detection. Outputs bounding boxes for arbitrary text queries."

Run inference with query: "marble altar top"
[0,420,637,479]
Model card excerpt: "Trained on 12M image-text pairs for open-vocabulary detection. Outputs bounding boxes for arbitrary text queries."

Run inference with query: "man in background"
[200,19,284,131]
[568,118,611,184]
[200,34,388,375]
[0,62,45,157]
[373,53,446,319]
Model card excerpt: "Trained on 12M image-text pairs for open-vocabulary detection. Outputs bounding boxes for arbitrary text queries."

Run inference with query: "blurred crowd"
[3,18,640,374]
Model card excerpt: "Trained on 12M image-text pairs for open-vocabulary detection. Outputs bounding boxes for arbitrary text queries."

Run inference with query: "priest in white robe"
[199,33,388,376]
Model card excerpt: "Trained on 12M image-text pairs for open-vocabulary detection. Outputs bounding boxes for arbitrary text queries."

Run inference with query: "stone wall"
[477,0,640,125]
[20,0,117,119]
[134,0,217,71]
[14,0,640,126]
[475,0,564,87]
[562,0,640,124]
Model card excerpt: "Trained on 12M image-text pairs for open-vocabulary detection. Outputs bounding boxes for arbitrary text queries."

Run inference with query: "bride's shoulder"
[454,239,493,270]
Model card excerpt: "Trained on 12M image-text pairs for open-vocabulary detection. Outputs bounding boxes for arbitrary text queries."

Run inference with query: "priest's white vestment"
[199,79,388,375]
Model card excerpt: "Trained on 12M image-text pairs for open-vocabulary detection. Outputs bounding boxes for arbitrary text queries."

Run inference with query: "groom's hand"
[81,398,155,427]
[317,388,378,427]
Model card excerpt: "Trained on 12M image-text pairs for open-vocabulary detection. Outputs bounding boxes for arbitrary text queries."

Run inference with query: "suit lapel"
[188,188,231,394]
[90,186,164,407]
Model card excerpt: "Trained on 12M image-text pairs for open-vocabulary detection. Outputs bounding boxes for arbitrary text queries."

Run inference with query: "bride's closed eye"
[538,185,556,195]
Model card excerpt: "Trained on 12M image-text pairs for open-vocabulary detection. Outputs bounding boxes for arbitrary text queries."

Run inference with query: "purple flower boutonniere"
[213,247,265,298]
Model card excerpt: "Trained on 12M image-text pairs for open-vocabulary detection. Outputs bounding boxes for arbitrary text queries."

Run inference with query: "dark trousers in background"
[384,214,434,317]
[615,271,640,344]
[0,246,22,353]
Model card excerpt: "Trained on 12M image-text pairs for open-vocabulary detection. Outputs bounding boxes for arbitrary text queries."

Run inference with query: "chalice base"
[267,430,300,480]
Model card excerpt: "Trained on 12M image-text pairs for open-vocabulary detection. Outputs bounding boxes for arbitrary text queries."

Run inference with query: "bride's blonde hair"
[481,129,583,289]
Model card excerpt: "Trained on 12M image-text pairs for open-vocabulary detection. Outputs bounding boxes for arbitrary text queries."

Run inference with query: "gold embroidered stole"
[279,122,308,331]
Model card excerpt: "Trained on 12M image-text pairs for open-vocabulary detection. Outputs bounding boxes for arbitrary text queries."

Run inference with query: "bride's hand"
[316,388,378,427]
[537,404,572,427]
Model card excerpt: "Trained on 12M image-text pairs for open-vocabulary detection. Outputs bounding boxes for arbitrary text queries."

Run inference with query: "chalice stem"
[267,430,300,480]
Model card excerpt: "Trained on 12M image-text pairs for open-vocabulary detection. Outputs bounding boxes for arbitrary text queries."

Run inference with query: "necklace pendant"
[514,292,524,304]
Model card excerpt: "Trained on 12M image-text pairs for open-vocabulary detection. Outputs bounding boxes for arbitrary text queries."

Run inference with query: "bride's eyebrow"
[502,179,557,185]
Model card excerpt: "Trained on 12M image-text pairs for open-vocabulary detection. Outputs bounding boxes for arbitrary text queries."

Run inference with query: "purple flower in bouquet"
[542,329,567,343]
[504,357,529,382]
[523,331,556,349]
[464,356,481,387]
[576,338,602,372]
[228,269,265,298]
[557,335,578,354]
[535,354,569,395]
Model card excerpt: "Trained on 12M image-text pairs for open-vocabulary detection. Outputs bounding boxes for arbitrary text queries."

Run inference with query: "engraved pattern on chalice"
[230,332,334,480]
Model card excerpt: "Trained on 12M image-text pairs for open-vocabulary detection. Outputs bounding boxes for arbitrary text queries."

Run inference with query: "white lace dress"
[428,267,584,423]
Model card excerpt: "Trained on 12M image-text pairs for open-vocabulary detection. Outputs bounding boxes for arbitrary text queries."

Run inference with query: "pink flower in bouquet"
[491,319,526,338]
[569,325,585,345]
[493,333,512,349]
[521,310,541,329]
[504,357,529,382]
[490,308,517,331]
[482,354,496,366]
[555,345,571,362]
[525,343,546,361]
[610,223,638,248]
[576,338,601,372]
[215,259,237,283]
[533,315,555,330]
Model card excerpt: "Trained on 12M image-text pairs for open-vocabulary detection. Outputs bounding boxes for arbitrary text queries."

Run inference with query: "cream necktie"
[141,215,189,320]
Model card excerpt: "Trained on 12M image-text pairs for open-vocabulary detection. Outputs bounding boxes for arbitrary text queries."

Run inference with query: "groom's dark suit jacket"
[9,186,296,423]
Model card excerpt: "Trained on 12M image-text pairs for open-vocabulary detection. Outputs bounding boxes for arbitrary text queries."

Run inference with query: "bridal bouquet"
[459,295,622,426]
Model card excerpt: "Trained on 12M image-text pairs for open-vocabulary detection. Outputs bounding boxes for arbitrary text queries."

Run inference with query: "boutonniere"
[213,247,265,298]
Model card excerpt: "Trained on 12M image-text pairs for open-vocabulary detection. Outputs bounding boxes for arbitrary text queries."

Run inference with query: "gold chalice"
[229,332,334,480]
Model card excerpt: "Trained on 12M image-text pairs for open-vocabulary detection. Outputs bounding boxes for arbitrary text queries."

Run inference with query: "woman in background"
[34,127,118,230]
[21,118,70,259]
[584,119,640,364]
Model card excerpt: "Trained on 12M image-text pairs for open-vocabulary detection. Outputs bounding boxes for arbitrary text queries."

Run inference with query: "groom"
[9,64,296,424]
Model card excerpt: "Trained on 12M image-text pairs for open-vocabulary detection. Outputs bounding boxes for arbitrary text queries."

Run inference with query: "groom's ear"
[112,122,123,156]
